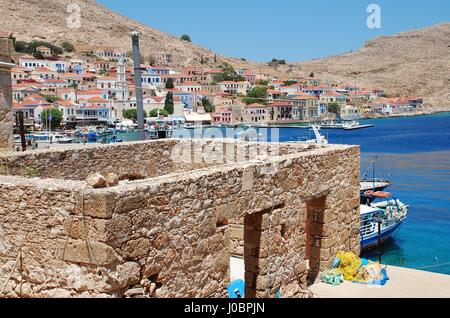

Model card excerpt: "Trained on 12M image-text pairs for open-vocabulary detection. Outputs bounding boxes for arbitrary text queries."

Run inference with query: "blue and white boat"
[359,159,409,250]
[360,195,409,250]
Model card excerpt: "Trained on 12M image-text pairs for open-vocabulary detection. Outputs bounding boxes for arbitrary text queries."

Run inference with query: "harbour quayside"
[359,160,409,250]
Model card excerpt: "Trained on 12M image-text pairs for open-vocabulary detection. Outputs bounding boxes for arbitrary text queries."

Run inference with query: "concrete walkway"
[310,266,450,298]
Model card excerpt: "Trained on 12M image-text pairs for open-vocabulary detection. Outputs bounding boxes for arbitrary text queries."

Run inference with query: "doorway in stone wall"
[305,196,326,285]
[244,211,264,298]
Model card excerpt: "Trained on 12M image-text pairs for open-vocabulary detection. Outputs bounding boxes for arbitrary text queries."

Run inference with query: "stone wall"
[0,139,360,298]
[0,67,13,151]
[0,139,317,180]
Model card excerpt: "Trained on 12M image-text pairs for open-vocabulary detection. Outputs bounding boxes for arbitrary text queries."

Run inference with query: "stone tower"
[113,58,129,120]
[0,33,14,151]
[116,58,128,101]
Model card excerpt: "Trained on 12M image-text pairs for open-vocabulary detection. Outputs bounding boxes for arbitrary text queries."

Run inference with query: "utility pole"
[17,111,26,152]
[131,31,145,138]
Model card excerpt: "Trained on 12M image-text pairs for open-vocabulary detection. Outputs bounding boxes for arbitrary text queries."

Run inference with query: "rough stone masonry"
[0,139,360,298]
[0,34,14,151]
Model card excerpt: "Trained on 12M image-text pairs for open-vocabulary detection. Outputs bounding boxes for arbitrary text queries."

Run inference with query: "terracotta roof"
[245,103,266,108]
[269,102,291,107]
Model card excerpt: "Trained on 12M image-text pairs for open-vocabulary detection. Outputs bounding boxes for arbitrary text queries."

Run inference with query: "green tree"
[243,86,268,105]
[33,51,45,60]
[39,94,57,103]
[212,63,245,83]
[247,86,268,99]
[149,109,169,117]
[61,42,75,52]
[25,41,63,55]
[164,92,174,115]
[165,78,175,89]
[41,108,62,129]
[122,109,147,121]
[202,97,215,113]
[181,34,192,42]
[327,102,341,115]
[283,80,297,86]
[14,41,28,53]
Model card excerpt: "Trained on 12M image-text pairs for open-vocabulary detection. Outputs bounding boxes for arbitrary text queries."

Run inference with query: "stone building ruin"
[0,139,360,298]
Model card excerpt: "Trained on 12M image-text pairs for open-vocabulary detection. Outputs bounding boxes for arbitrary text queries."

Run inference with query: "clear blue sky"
[97,0,449,62]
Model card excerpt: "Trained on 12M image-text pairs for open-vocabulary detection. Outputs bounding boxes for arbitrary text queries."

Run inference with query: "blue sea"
[131,112,450,275]
[281,113,450,275]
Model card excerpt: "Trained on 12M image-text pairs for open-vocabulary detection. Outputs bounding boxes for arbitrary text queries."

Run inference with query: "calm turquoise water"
[129,113,450,274]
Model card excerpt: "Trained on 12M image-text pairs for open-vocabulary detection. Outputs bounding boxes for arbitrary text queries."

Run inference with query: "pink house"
[212,109,232,124]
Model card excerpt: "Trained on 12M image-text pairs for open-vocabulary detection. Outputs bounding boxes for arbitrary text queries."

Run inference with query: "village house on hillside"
[7,36,424,130]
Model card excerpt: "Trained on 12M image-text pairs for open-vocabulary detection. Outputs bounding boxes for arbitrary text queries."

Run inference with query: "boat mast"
[372,158,376,191]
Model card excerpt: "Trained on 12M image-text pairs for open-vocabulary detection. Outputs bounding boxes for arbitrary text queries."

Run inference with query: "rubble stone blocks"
[0,139,360,298]
[0,35,13,151]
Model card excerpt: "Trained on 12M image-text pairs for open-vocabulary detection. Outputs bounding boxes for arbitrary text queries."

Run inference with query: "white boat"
[305,126,328,145]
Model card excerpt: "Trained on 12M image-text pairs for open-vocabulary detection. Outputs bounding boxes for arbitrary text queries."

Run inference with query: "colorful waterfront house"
[268,101,293,121]
[12,102,35,127]
[165,89,193,109]
[55,99,78,125]
[406,96,424,108]
[43,79,70,89]
[177,81,202,93]
[81,73,98,90]
[267,89,287,102]
[97,76,117,95]
[75,104,112,125]
[212,109,233,124]
[30,67,58,81]
[146,66,171,76]
[218,81,252,95]
[290,95,319,120]
[340,105,360,121]
[320,91,347,105]
[11,66,31,84]
[11,83,41,101]
[77,89,109,103]
[244,103,269,123]
[18,55,48,68]
[95,49,127,61]
[141,72,162,89]
[59,73,83,89]
[48,60,68,73]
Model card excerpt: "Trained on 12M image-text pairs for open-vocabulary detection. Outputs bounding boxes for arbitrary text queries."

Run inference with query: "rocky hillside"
[0,0,250,68]
[1,0,449,109]
[289,23,450,109]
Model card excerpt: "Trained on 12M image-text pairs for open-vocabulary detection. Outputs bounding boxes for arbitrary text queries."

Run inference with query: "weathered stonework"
[0,139,360,298]
[0,35,14,151]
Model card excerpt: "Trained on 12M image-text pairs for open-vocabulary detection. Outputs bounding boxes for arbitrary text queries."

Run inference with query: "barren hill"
[290,23,450,109]
[0,0,250,68]
[1,0,449,109]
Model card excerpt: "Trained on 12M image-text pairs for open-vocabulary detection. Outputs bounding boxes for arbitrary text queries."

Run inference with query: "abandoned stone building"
[0,33,360,298]
[0,138,361,298]
[0,33,14,151]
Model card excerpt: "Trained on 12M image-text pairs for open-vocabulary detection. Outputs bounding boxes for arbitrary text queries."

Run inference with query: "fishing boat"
[360,196,408,250]
[359,159,409,250]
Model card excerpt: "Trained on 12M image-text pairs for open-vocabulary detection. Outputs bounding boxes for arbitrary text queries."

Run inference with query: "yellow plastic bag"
[336,251,362,281]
